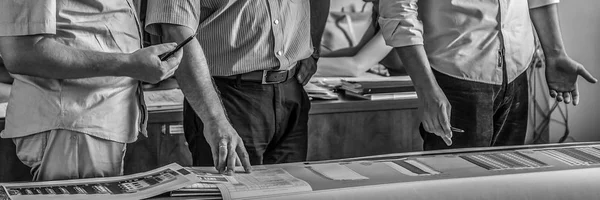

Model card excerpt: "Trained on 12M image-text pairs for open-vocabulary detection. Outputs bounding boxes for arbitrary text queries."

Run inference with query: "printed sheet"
[0,163,199,200]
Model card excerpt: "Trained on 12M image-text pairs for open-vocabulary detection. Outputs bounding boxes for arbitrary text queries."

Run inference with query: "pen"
[159,32,198,61]
[451,127,465,133]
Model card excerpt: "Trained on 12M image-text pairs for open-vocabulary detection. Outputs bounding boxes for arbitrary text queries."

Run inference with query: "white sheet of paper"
[309,163,369,181]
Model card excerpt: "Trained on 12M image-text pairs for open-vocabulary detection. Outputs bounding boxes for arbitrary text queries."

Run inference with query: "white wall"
[549,1,600,142]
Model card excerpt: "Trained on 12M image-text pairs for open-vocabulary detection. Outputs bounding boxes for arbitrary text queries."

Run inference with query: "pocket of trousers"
[12,131,50,168]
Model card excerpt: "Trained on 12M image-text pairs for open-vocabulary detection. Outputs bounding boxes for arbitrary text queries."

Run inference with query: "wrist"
[414,80,444,99]
[112,53,133,77]
[202,116,233,133]
[413,77,441,93]
[542,46,567,59]
[201,110,231,127]
[544,52,569,67]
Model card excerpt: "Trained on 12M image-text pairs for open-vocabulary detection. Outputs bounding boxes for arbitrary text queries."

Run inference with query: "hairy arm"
[0,36,181,83]
[379,0,452,145]
[160,24,251,174]
[395,45,452,145]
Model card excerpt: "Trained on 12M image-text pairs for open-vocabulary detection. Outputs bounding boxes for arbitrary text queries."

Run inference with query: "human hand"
[203,121,252,175]
[419,86,453,146]
[125,43,182,84]
[296,56,318,85]
[545,55,597,105]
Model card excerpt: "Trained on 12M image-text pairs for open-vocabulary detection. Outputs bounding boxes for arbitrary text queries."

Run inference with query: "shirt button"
[274,19,280,25]
[276,51,283,56]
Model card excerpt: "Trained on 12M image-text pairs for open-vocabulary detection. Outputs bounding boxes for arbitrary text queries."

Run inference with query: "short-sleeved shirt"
[145,0,313,76]
[0,0,146,143]
[379,0,559,85]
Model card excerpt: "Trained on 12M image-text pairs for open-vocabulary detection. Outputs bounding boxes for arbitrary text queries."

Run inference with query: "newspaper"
[304,82,338,100]
[0,163,200,200]
[144,89,184,111]
[183,167,312,199]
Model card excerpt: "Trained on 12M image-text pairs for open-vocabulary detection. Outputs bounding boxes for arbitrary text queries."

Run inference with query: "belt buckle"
[261,70,285,84]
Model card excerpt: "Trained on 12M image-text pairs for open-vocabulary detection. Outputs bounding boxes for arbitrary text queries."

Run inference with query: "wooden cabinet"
[0,95,422,176]
[126,96,424,174]
[307,97,423,161]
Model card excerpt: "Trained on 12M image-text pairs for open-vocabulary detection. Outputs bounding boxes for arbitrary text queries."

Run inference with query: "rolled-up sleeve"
[145,0,201,36]
[528,0,560,9]
[378,0,423,47]
[0,0,56,36]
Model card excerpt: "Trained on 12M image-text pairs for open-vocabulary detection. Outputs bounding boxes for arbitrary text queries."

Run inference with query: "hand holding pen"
[160,32,197,61]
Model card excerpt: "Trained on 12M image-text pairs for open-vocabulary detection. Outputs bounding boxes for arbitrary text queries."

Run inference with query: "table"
[5,142,598,199]
[161,142,600,200]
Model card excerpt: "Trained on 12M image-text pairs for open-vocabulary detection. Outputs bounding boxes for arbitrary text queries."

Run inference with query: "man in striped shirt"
[145,0,328,174]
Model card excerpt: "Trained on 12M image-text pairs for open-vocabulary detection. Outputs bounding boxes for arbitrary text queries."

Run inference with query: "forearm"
[530,4,567,58]
[177,43,230,124]
[394,45,440,93]
[0,36,129,79]
[161,26,230,125]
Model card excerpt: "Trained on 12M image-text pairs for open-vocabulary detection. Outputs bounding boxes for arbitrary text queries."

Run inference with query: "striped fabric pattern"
[145,0,313,76]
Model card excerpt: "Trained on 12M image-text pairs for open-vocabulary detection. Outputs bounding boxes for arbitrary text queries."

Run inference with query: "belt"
[218,66,297,84]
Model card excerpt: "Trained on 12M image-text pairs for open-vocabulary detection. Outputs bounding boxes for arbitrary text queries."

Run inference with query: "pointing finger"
[226,144,237,176]
[440,104,452,138]
[217,140,228,174]
[441,134,452,146]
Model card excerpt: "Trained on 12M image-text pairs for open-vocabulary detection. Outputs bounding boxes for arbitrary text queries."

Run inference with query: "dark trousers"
[0,138,32,182]
[420,70,529,150]
[123,131,192,175]
[184,77,310,166]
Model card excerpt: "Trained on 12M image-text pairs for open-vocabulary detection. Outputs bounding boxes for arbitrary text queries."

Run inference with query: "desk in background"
[125,90,423,174]
[307,95,422,160]
[0,86,423,177]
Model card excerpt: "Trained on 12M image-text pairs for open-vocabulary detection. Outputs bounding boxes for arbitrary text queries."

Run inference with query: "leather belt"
[218,65,297,85]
